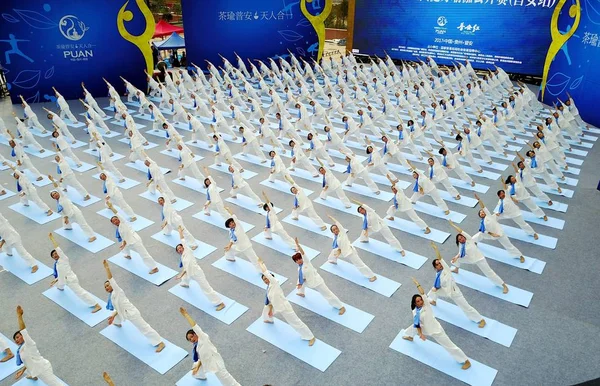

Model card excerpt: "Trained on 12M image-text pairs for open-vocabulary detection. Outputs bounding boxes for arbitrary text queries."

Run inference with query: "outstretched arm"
[49,232,59,248]
[103,260,112,280]
[474,193,485,209]
[16,305,25,331]
[295,237,305,256]
[448,219,463,234]
[411,277,425,296]
[179,307,195,327]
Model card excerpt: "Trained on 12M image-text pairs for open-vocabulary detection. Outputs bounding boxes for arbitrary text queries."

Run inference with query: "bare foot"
[88,236,97,242]
[83,195,91,201]
[502,283,509,294]
[424,227,431,234]
[31,265,39,273]
[308,337,316,346]
[215,303,225,311]
[338,306,346,315]
[91,304,102,313]
[155,342,165,353]
[296,293,305,297]
[149,267,159,275]
[124,255,132,259]
[519,256,525,263]
[533,233,539,240]
[478,319,486,328]
[402,336,413,341]
[369,276,377,282]
[263,320,274,324]
[462,360,471,370]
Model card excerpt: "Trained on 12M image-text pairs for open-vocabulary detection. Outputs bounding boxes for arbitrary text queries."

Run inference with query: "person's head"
[330,224,340,235]
[357,109,363,116]
[50,191,60,200]
[162,122,169,130]
[54,155,61,163]
[455,134,463,142]
[324,125,331,133]
[289,140,296,148]
[357,206,366,215]
[438,148,446,156]
[506,175,516,185]
[456,233,466,245]
[99,173,107,181]
[476,120,482,127]
[501,101,507,108]
[104,280,113,293]
[175,243,184,255]
[13,331,24,345]
[478,209,486,219]
[533,140,541,149]
[52,131,59,138]
[407,119,414,126]
[186,329,198,343]
[50,249,59,261]
[411,294,424,310]
[307,133,313,141]
[366,146,373,154]
[128,130,134,138]
[427,157,434,166]
[420,110,426,117]
[269,150,275,158]
[158,196,165,206]
[110,216,120,226]
[275,112,281,119]
[290,186,298,195]
[412,170,419,179]
[292,252,303,266]
[497,189,506,199]
[144,159,151,167]
[225,217,236,229]
[342,116,348,122]
[545,117,552,125]
[259,117,265,124]
[121,113,127,120]
[517,161,525,170]
[13,172,20,180]
[526,150,535,158]
[432,259,443,272]
[261,273,272,285]
[431,102,437,108]
[47,113,54,120]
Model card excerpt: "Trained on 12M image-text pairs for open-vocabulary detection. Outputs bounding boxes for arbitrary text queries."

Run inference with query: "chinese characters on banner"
[217,10,293,21]
[418,0,556,6]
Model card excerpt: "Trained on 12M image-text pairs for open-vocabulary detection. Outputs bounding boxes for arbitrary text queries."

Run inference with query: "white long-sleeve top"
[108,278,140,319]
[361,203,385,233]
[270,154,286,173]
[411,293,442,335]
[103,175,122,198]
[229,214,252,251]
[516,165,537,187]
[432,259,460,296]
[55,134,72,152]
[162,199,184,227]
[367,148,385,168]
[264,270,294,313]
[16,174,36,196]
[348,155,366,174]
[495,196,521,219]
[180,149,197,168]
[206,176,223,204]
[0,213,21,245]
[472,208,505,238]
[56,156,75,177]
[414,172,436,194]
[332,221,355,257]
[322,170,342,191]
[456,231,484,263]
[292,184,313,211]
[54,247,78,287]
[298,255,324,288]
[56,195,80,218]
[428,163,449,183]
[191,324,225,372]
[508,180,532,201]
[17,329,52,378]
[117,216,142,245]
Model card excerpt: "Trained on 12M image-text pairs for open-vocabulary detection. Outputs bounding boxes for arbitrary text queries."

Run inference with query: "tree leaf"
[545,72,571,96]
[44,66,55,79]
[13,9,57,29]
[2,13,19,23]
[12,69,41,89]
[570,75,584,90]
[278,30,303,42]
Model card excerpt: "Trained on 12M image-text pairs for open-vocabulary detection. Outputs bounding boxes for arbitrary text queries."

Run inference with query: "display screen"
[352,0,556,76]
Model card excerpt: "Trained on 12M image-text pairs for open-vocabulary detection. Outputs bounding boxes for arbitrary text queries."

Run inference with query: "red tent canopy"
[153,20,184,38]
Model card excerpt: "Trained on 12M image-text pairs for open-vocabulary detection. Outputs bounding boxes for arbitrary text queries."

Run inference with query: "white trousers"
[479,232,522,257]
[2,240,36,267]
[483,135,506,154]
[178,162,205,181]
[428,287,483,323]
[225,246,261,272]
[309,146,335,166]
[243,141,267,160]
[21,158,43,179]
[524,183,551,203]
[103,160,126,181]
[62,148,82,166]
[27,115,46,132]
[262,306,314,340]
[59,276,97,306]
[62,174,89,198]
[22,134,44,152]
[328,249,375,278]
[449,165,473,184]
[360,224,403,251]
[111,193,136,220]
[385,206,428,229]
[534,169,560,190]
[543,160,564,179]
[344,169,379,193]
[402,141,423,159]
[414,135,433,151]
[148,178,176,198]
[264,224,296,249]
[320,186,352,207]
[182,270,222,305]
[20,192,51,212]
[549,148,567,168]
[164,223,196,247]
[520,196,545,218]
[31,368,63,386]
[291,205,326,228]
[123,241,158,270]
[502,214,535,235]
[388,151,411,170]
[462,151,481,171]
[204,199,228,218]
[192,363,240,386]
[403,325,468,363]
[297,282,344,309]
[63,212,95,239]
[114,312,162,346]
[454,258,504,287]
[474,144,492,163]
[59,107,78,123]
[410,189,449,212]
[292,157,318,175]
[438,177,460,197]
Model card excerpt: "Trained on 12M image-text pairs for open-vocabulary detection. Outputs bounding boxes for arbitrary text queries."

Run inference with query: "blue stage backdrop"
[181,0,331,72]
[353,0,556,76]
[540,0,600,127]
[0,0,154,105]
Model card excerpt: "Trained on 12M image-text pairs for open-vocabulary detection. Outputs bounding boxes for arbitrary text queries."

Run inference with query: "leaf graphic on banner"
[296,47,306,56]
[584,0,600,25]
[12,69,41,89]
[278,30,303,42]
[296,19,311,27]
[545,72,571,96]
[44,66,54,79]
[13,9,57,29]
[2,13,19,23]
[25,91,40,104]
[570,75,584,90]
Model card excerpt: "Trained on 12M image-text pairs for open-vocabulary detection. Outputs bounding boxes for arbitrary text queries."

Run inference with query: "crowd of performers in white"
[0,50,593,384]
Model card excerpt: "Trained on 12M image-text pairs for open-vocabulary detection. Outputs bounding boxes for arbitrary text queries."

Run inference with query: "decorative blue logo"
[59,15,89,41]
[437,16,447,27]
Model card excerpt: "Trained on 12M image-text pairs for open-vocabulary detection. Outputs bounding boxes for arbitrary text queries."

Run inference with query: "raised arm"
[448,219,463,234]
[103,260,113,280]
[474,193,485,209]
[179,307,196,327]
[411,277,425,296]
[295,237,305,256]
[16,305,25,331]
[49,232,59,248]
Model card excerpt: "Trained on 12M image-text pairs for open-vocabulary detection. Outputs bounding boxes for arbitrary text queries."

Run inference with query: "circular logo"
[59,15,89,41]
[437,16,447,27]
